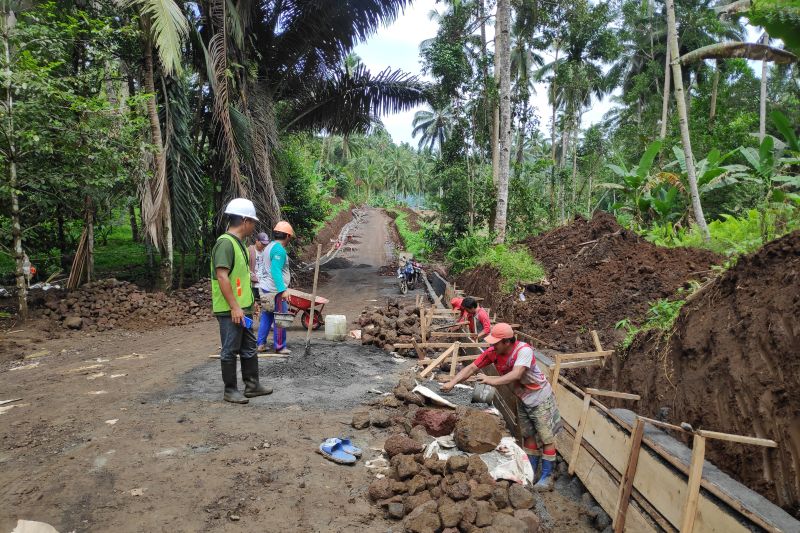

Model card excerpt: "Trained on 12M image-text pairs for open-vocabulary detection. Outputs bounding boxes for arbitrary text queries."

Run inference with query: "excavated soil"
[597,230,800,516]
[455,213,721,351]
[300,200,353,262]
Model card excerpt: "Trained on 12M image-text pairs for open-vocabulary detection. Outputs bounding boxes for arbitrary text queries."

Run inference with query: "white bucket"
[325,315,347,341]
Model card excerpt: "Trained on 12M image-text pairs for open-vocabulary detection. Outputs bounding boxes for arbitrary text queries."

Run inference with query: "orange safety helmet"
[450,297,463,310]
[274,220,295,237]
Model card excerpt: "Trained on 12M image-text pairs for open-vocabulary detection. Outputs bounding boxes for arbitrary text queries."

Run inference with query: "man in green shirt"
[211,198,273,404]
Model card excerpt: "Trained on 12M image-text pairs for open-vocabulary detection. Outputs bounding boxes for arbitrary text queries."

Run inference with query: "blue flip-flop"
[338,437,362,458]
[317,438,357,465]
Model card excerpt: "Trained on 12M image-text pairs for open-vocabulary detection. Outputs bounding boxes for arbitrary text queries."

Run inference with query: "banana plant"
[599,139,663,224]
[666,145,744,196]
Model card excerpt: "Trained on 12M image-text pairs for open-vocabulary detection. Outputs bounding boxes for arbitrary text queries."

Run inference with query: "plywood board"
[554,386,753,533]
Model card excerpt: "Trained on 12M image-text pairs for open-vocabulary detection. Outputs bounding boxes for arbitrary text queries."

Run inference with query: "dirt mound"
[32,278,212,332]
[398,206,422,232]
[302,201,353,261]
[455,212,721,351]
[600,230,800,516]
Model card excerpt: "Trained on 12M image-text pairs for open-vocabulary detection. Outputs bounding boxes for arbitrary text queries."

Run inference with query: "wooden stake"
[420,305,428,344]
[568,393,592,475]
[419,342,458,378]
[614,417,646,533]
[680,434,706,533]
[449,342,459,376]
[412,338,425,361]
[591,330,603,351]
[551,354,562,394]
[304,244,322,355]
[558,350,614,361]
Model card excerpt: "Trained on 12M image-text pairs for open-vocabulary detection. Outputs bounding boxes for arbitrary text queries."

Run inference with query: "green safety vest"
[210,233,254,313]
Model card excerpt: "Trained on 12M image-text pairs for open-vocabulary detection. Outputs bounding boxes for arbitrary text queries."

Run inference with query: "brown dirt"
[455,212,722,351]
[398,206,422,233]
[596,230,800,517]
[301,200,353,262]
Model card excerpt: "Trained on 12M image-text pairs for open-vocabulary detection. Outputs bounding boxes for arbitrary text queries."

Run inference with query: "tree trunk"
[759,32,769,142]
[3,11,26,320]
[515,103,527,167]
[666,0,710,240]
[709,59,720,122]
[128,203,139,242]
[492,0,512,243]
[491,105,499,185]
[570,116,580,212]
[142,36,173,290]
[85,195,94,282]
[549,43,560,221]
[659,48,671,139]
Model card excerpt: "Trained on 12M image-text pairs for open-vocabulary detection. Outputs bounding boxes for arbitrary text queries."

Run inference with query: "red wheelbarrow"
[285,288,329,330]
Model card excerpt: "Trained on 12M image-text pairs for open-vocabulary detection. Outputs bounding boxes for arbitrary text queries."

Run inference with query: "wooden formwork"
[420,274,799,533]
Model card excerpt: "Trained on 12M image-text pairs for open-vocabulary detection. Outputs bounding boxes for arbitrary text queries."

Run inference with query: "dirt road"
[0,208,419,533]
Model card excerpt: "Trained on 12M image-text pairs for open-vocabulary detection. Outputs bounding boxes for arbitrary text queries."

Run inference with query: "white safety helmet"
[223,198,259,221]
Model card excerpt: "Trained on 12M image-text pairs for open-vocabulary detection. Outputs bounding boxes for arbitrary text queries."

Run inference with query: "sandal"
[338,437,362,458]
[317,438,357,465]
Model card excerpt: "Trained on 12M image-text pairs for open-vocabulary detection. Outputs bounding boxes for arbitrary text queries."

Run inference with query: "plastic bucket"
[274,312,295,328]
[325,314,347,341]
[471,383,496,404]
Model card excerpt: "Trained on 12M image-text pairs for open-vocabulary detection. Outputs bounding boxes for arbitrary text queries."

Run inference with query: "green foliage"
[447,234,545,294]
[274,137,330,241]
[391,208,429,258]
[615,298,685,350]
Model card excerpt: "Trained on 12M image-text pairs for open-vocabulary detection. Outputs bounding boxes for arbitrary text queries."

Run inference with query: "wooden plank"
[585,388,641,401]
[554,384,752,533]
[614,417,646,533]
[568,393,592,475]
[419,342,458,378]
[557,359,605,370]
[394,342,488,349]
[431,331,475,338]
[591,330,603,352]
[680,434,706,533]
[556,428,657,533]
[557,350,614,361]
[420,306,428,344]
[208,354,288,359]
[419,355,480,365]
[695,430,777,448]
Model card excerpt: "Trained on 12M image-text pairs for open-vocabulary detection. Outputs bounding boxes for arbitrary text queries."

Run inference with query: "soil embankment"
[455,212,721,351]
[601,231,800,516]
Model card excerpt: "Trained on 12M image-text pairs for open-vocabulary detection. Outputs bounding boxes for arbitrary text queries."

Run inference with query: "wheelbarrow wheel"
[301,310,323,330]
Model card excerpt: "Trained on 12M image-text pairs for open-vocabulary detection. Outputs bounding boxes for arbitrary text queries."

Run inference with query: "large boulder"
[453,410,503,453]
[492,512,531,533]
[64,316,83,329]
[403,500,440,533]
[385,434,424,458]
[414,408,459,437]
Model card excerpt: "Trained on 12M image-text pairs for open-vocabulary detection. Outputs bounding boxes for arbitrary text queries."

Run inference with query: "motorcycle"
[397,261,417,294]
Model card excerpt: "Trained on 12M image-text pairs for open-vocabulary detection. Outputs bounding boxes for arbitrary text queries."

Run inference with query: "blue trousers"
[257,293,288,351]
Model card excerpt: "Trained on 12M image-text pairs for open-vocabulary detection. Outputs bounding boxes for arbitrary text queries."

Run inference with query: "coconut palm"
[190,0,427,228]
[412,104,455,151]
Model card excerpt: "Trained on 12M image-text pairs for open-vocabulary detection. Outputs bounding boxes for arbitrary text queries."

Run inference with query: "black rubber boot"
[241,356,273,398]
[221,360,248,404]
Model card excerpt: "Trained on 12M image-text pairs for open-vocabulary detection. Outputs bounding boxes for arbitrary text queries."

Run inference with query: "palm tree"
[127,0,188,290]
[493,0,512,243]
[412,104,455,151]
[384,147,412,197]
[510,22,543,166]
[191,0,427,228]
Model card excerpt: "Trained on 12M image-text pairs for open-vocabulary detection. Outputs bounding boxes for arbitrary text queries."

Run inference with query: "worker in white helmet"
[210,198,273,404]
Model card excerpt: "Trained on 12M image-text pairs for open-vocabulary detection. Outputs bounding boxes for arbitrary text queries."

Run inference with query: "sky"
[353,3,763,147]
[353,0,616,147]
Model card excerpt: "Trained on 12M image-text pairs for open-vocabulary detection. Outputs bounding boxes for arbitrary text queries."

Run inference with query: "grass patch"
[391,208,429,258]
[615,296,687,350]
[476,245,546,294]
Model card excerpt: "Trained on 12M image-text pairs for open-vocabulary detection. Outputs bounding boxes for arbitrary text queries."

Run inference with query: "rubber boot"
[534,457,555,491]
[221,360,248,404]
[241,356,273,398]
[527,454,540,481]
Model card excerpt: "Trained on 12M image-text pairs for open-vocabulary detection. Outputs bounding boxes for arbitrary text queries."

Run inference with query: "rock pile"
[36,278,212,332]
[368,453,540,532]
[356,298,421,352]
